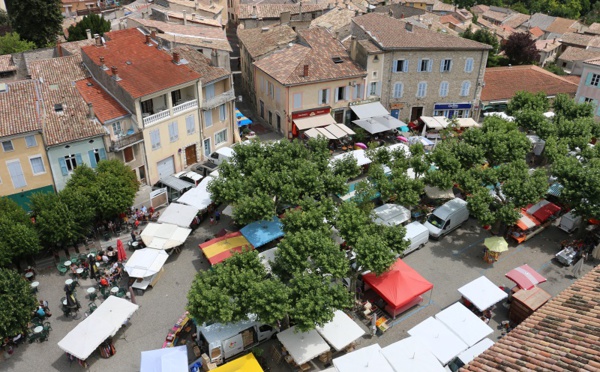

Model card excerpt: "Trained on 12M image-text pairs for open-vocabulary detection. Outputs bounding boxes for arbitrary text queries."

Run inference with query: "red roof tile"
[81,28,201,99]
[0,80,41,137]
[0,54,17,72]
[75,78,129,124]
[528,26,544,38]
[481,65,578,102]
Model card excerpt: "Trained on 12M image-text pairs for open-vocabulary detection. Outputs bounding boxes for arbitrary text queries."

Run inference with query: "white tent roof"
[372,115,407,129]
[305,127,337,140]
[333,344,394,372]
[387,143,410,156]
[140,223,192,250]
[408,317,468,366]
[456,338,494,365]
[457,276,508,312]
[421,116,448,130]
[350,102,389,119]
[456,118,481,128]
[294,114,336,130]
[434,303,493,347]
[483,112,514,121]
[373,204,411,226]
[381,337,445,372]
[316,310,365,351]
[177,176,213,211]
[276,326,330,365]
[157,202,199,227]
[58,296,139,360]
[140,345,188,372]
[353,118,390,134]
[425,186,455,200]
[124,248,169,278]
[330,149,371,167]
[258,247,278,275]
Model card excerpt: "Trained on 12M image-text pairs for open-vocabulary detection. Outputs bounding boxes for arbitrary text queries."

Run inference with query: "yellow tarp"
[212,353,263,372]
[202,235,251,258]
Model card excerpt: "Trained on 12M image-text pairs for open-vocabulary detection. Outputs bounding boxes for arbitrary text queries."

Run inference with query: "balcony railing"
[111,131,144,151]
[202,89,235,110]
[143,109,170,126]
[173,99,198,115]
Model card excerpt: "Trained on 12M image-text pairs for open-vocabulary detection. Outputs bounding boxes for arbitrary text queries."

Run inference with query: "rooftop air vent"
[54,103,64,114]
[332,56,343,64]
[0,83,8,93]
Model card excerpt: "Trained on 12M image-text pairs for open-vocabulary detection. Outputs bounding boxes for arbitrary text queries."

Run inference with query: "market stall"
[333,344,394,372]
[199,231,253,265]
[276,326,330,368]
[505,264,546,290]
[330,149,372,169]
[434,303,493,347]
[381,337,445,372]
[177,176,214,213]
[424,186,454,200]
[509,200,562,244]
[454,338,494,367]
[353,118,390,134]
[420,116,448,136]
[157,203,200,228]
[457,276,508,312]
[57,296,139,361]
[140,345,187,372]
[316,310,365,352]
[211,353,263,372]
[240,217,284,248]
[140,223,192,250]
[363,258,433,319]
[124,248,169,291]
[372,204,411,226]
[407,317,468,366]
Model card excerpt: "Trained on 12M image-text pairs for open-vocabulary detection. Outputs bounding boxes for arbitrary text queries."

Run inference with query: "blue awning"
[238,118,253,127]
[240,217,284,248]
[547,183,563,197]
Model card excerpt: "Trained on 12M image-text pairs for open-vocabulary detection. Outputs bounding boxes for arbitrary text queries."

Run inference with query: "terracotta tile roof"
[254,27,366,86]
[373,3,426,19]
[559,46,600,62]
[75,78,129,124]
[464,265,600,371]
[546,17,578,34]
[166,12,223,28]
[471,5,489,15]
[483,10,509,23]
[524,13,556,32]
[406,0,435,4]
[432,1,454,12]
[587,37,600,49]
[59,39,95,56]
[310,8,356,38]
[587,22,600,35]
[357,39,382,54]
[440,15,462,26]
[28,55,106,146]
[238,3,328,19]
[535,39,560,52]
[0,54,17,72]
[0,80,41,137]
[528,26,545,39]
[585,57,600,66]
[481,65,578,102]
[156,33,232,52]
[561,32,594,47]
[503,13,529,28]
[352,13,491,50]
[476,18,494,29]
[172,45,230,85]
[81,28,201,99]
[237,24,296,59]
[168,0,224,15]
[563,75,581,84]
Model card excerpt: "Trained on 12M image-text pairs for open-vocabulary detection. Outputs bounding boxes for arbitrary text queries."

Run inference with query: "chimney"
[389,9,393,17]
[355,10,359,17]
[303,64,309,77]
[335,31,339,39]
[100,56,108,70]
[252,5,257,17]
[145,34,151,45]
[94,34,102,46]
[183,10,187,25]
[57,40,63,57]
[299,2,303,20]
[151,30,156,39]
[111,66,121,81]
[401,13,404,19]
[405,22,413,32]
[88,103,95,119]
[211,50,218,67]
[173,52,181,64]
[86,29,92,40]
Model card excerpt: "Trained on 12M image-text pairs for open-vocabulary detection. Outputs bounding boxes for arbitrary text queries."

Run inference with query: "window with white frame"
[203,138,211,157]
[369,82,379,96]
[465,58,474,73]
[25,135,37,148]
[417,82,427,98]
[2,140,13,152]
[393,83,403,98]
[318,89,330,104]
[112,121,123,137]
[7,160,26,188]
[293,93,302,109]
[150,129,161,150]
[460,81,471,96]
[393,59,408,72]
[168,122,178,142]
[335,86,347,102]
[64,154,78,172]
[439,81,449,97]
[186,115,195,135]
[204,110,213,127]
[440,59,452,72]
[215,129,227,145]
[219,104,226,121]
[418,59,432,72]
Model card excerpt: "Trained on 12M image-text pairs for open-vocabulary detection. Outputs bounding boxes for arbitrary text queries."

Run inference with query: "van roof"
[199,316,259,344]
[433,198,467,220]
[404,221,429,236]
[215,146,235,157]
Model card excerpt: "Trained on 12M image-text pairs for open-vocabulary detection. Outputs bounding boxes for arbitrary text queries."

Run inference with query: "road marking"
[454,237,486,255]
[389,299,436,327]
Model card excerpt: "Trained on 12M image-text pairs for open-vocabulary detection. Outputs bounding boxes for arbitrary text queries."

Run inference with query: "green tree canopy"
[552,155,600,220]
[66,14,111,42]
[6,0,63,47]
[507,91,550,115]
[0,32,36,54]
[0,198,41,267]
[0,268,37,339]
[30,193,80,249]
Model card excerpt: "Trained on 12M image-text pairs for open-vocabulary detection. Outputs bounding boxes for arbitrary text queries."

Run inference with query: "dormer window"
[332,56,344,64]
[54,103,64,113]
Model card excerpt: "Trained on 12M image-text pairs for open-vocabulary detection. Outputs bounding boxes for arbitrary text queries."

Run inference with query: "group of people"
[122,205,159,230]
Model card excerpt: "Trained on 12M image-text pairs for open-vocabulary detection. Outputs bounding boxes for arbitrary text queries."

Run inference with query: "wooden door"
[185,145,197,165]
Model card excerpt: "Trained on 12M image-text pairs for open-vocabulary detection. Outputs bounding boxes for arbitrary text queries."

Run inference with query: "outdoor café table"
[87,287,96,295]
[64,261,72,267]
[31,281,39,293]
[110,287,119,295]
[25,272,34,280]
[76,268,84,277]
[65,279,73,286]
[34,326,43,334]
[63,299,68,306]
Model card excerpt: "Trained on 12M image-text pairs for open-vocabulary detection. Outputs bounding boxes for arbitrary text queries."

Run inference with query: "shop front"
[433,103,473,119]
[290,107,334,138]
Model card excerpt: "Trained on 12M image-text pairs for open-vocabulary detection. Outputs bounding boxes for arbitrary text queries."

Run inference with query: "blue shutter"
[98,148,107,161]
[88,150,97,168]
[58,157,68,176]
[427,60,432,72]
[75,153,83,167]
[579,96,585,103]
[417,59,422,72]
[586,73,593,86]
[376,82,382,96]
[403,60,409,72]
[440,60,444,72]
[318,89,323,104]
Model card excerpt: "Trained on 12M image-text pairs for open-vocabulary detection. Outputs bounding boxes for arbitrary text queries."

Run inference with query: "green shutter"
[99,148,107,161]
[58,157,68,176]
[88,150,97,168]
[586,73,593,86]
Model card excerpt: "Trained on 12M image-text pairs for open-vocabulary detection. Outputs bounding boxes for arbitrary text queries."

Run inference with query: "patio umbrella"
[505,264,546,290]
[592,243,600,260]
[116,239,127,262]
[399,126,410,132]
[484,237,508,253]
[397,136,408,143]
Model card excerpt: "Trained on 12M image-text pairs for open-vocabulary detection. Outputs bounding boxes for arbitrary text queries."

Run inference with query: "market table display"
[381,337,445,372]
[408,317,468,366]
[140,345,187,372]
[458,276,508,312]
[333,344,394,372]
[434,303,493,347]
[316,310,365,352]
[177,176,214,211]
[505,264,546,290]
[157,203,200,228]
[140,223,191,250]
[276,326,330,366]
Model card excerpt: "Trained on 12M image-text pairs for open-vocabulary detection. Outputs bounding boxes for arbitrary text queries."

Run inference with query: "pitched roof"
[0,80,41,138]
[524,13,556,32]
[535,39,560,52]
[503,13,529,28]
[0,54,17,73]
[559,46,600,62]
[28,55,106,146]
[310,7,356,38]
[587,22,600,35]
[440,15,462,26]
[432,1,454,12]
[168,0,224,15]
[254,27,365,86]
[59,39,95,56]
[358,39,383,54]
[172,45,230,85]
[464,265,600,371]
[560,32,594,47]
[481,65,578,102]
[352,13,491,50]
[546,17,578,34]
[81,28,201,99]
[583,57,600,66]
[166,11,223,28]
[238,3,328,19]
[471,5,489,15]
[237,24,296,59]
[373,3,426,19]
[75,78,130,124]
[483,9,510,23]
[528,26,544,39]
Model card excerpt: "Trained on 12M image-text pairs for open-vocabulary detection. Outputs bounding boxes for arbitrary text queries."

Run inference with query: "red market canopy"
[505,264,547,290]
[363,259,433,310]
[526,200,561,224]
[199,232,254,266]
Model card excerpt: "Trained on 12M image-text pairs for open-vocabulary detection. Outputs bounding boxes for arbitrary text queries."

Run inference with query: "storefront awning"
[372,115,407,130]
[350,102,389,119]
[305,127,337,140]
[456,118,481,128]
[353,118,389,134]
[421,116,448,130]
[294,114,336,130]
[305,124,356,140]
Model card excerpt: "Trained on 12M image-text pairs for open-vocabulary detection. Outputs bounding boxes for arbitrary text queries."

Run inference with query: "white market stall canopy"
[157,202,199,227]
[177,176,213,211]
[373,204,411,226]
[434,302,493,347]
[421,116,448,131]
[425,186,455,200]
[456,338,494,365]
[140,345,188,372]
[330,149,372,167]
[372,115,407,129]
[140,223,192,250]
[456,118,481,128]
[58,296,139,360]
[350,102,389,119]
[258,247,278,275]
[381,337,445,372]
[304,124,356,140]
[294,114,336,130]
[316,310,365,352]
[276,326,330,365]
[353,118,390,134]
[124,248,169,278]
[333,344,394,372]
[458,276,508,312]
[408,317,468,366]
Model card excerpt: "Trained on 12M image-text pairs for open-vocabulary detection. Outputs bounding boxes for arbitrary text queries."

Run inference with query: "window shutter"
[376,82,382,96]
[440,61,444,72]
[393,60,398,72]
[88,150,97,168]
[594,99,599,108]
[325,89,330,103]
[318,90,323,104]
[99,148,107,160]
[586,73,593,86]
[275,87,280,103]
[75,153,83,167]
[334,87,339,102]
[417,59,422,72]
[428,60,432,72]
[358,84,364,99]
[403,60,409,72]
[58,157,68,176]
[186,115,194,134]
[345,87,350,101]
[579,96,585,103]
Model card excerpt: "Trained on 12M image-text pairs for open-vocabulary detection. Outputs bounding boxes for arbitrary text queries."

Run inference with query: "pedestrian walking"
[215,210,221,224]
[209,216,215,226]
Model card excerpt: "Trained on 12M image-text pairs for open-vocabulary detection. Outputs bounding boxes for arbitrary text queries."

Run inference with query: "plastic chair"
[116,288,127,298]
[43,322,52,332]
[57,264,68,276]
[88,302,98,314]
[70,255,80,265]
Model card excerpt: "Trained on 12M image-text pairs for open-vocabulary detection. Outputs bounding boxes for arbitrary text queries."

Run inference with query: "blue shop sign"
[434,103,472,110]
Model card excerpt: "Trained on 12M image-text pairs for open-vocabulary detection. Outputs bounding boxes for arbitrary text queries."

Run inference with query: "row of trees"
[453,0,588,20]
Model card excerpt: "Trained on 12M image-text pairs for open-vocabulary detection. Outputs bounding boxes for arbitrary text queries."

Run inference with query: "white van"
[401,221,430,256]
[209,146,235,166]
[424,198,469,239]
